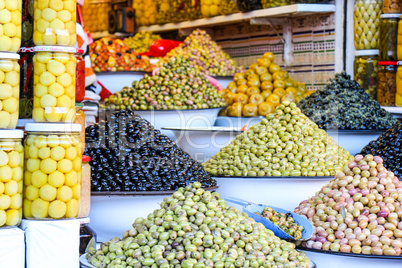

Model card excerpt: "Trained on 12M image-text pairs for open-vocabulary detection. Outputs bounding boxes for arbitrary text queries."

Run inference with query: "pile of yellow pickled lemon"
[220,52,312,117]
[24,134,81,219]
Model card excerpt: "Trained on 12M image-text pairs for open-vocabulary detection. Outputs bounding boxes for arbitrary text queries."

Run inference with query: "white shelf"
[138,4,336,32]
[382,106,402,114]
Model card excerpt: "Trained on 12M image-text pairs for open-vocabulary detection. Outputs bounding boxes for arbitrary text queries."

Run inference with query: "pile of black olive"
[361,122,402,178]
[84,110,217,191]
[297,72,397,130]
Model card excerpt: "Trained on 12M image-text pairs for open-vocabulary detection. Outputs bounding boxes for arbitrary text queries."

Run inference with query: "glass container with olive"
[377,61,397,106]
[261,0,291,9]
[354,0,383,50]
[397,17,402,60]
[396,61,402,106]
[383,0,402,13]
[354,50,379,99]
[379,14,399,61]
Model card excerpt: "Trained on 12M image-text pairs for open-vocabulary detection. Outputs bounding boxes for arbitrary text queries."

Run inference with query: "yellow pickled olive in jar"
[0,53,20,129]
[398,18,402,60]
[201,0,220,18]
[0,130,24,226]
[0,0,22,52]
[354,0,383,50]
[377,61,397,106]
[23,123,82,219]
[396,62,402,106]
[383,0,402,13]
[33,0,77,46]
[379,14,399,61]
[261,0,291,9]
[220,0,239,15]
[33,46,76,123]
[353,50,379,99]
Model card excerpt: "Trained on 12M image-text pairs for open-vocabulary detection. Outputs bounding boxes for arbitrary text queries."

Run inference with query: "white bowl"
[164,127,243,162]
[96,71,147,93]
[327,130,384,155]
[214,116,264,128]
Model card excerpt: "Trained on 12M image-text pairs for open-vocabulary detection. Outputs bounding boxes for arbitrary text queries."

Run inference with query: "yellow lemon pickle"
[33,46,76,123]
[0,130,24,227]
[24,123,82,219]
[0,0,22,52]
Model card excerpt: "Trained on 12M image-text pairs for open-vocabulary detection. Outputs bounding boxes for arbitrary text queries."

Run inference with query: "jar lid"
[0,52,20,60]
[18,47,35,53]
[77,48,85,54]
[378,61,398,65]
[354,49,379,56]
[79,217,90,224]
[380,13,401,19]
[0,130,24,139]
[82,155,91,162]
[25,123,82,132]
[34,46,77,53]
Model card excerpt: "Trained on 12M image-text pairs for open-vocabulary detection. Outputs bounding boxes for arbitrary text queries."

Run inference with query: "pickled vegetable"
[155,0,171,24]
[261,0,291,9]
[354,52,379,99]
[86,182,311,267]
[0,0,22,52]
[354,0,383,50]
[397,64,402,106]
[295,154,402,256]
[377,63,396,106]
[203,100,353,177]
[220,0,239,15]
[124,32,161,53]
[258,207,304,239]
[22,0,34,47]
[201,0,221,17]
[0,55,20,128]
[397,19,402,60]
[18,47,34,119]
[383,0,402,13]
[133,0,156,26]
[81,0,110,32]
[379,14,398,61]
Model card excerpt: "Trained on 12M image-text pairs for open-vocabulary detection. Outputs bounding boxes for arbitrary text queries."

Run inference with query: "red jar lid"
[378,61,398,65]
[82,155,91,162]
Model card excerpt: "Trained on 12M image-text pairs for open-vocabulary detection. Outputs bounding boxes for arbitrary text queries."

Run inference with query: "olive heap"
[86,182,311,267]
[165,29,244,77]
[104,56,226,111]
[298,72,397,130]
[295,155,402,256]
[203,100,353,177]
[361,123,402,178]
[124,32,162,53]
[84,110,217,191]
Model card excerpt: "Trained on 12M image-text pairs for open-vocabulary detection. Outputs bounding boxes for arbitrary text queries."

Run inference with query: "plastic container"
[75,103,85,154]
[75,49,85,103]
[23,123,82,219]
[396,61,402,106]
[33,46,76,123]
[383,0,402,13]
[0,53,21,129]
[0,0,22,52]
[377,61,397,106]
[354,50,379,99]
[22,0,34,47]
[18,47,35,119]
[78,156,91,218]
[379,13,399,61]
[0,130,24,227]
[261,0,292,9]
[33,0,77,46]
[354,0,383,50]
[79,218,96,255]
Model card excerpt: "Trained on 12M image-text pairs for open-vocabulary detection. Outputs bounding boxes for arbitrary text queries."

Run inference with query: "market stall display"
[85,182,311,267]
[361,122,402,177]
[298,72,397,130]
[84,110,217,192]
[220,52,309,117]
[354,0,383,50]
[165,29,244,76]
[123,31,162,53]
[203,100,353,177]
[354,50,379,99]
[89,37,153,72]
[104,56,226,110]
[295,154,402,256]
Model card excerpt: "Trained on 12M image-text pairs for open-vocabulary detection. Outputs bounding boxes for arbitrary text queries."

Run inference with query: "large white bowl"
[327,130,384,155]
[164,127,243,162]
[96,71,147,93]
[214,116,264,128]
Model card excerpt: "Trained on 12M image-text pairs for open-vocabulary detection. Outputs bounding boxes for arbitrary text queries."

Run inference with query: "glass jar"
[0,130,24,227]
[261,0,291,9]
[377,61,397,106]
[0,53,21,129]
[78,156,91,218]
[0,0,22,52]
[18,47,34,119]
[396,62,402,106]
[22,0,34,47]
[75,103,85,154]
[354,50,379,99]
[397,16,402,60]
[201,0,221,18]
[379,14,399,61]
[133,0,157,26]
[75,49,85,103]
[23,123,82,219]
[155,0,171,24]
[383,0,402,13]
[354,0,383,50]
[33,46,76,123]
[33,0,77,46]
[81,0,111,32]
[79,218,96,255]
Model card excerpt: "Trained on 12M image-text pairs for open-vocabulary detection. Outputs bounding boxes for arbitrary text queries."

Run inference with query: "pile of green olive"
[104,56,226,110]
[295,154,402,256]
[203,100,353,177]
[86,182,311,267]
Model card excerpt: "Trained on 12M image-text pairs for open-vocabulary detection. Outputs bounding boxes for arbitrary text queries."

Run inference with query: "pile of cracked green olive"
[165,29,244,77]
[104,56,226,110]
[203,100,353,177]
[298,72,397,130]
[86,182,311,267]
[258,207,304,240]
[294,154,402,256]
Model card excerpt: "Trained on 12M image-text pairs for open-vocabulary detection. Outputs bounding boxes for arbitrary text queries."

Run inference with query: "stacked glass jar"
[354,50,379,99]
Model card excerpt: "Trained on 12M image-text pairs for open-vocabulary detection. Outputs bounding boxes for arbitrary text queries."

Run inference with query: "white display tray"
[96,71,147,93]
[381,106,402,118]
[214,116,263,128]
